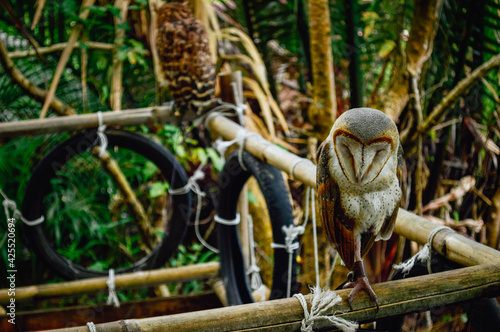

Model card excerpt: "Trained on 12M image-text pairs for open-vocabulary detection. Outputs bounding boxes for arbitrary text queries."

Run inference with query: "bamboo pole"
[0,262,219,304]
[7,41,151,59]
[0,105,178,138]
[41,262,500,331]
[206,116,500,267]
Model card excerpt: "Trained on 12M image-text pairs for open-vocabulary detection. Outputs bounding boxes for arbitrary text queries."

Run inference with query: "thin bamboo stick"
[92,147,155,250]
[7,41,142,59]
[0,262,219,304]
[41,262,500,331]
[0,105,178,138]
[207,116,500,267]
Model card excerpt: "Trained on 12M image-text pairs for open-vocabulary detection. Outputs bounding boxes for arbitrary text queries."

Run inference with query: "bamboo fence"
[2,104,500,330]
[40,262,500,332]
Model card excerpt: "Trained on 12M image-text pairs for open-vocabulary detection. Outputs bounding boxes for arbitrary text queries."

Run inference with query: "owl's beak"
[355,166,365,185]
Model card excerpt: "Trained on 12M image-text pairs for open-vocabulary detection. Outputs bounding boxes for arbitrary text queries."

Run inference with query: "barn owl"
[156,2,216,116]
[317,107,403,310]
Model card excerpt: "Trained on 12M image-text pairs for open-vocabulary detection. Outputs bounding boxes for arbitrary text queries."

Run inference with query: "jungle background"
[1,0,500,330]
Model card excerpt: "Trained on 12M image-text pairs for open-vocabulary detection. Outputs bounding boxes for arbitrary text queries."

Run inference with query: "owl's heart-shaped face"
[334,131,393,186]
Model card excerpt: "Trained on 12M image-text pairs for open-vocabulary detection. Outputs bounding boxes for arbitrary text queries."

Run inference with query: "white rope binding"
[246,215,264,295]
[294,286,358,332]
[393,225,453,275]
[169,166,219,253]
[86,322,97,332]
[106,268,120,308]
[214,213,241,226]
[1,189,44,226]
[271,224,304,297]
[95,111,108,158]
[212,128,259,171]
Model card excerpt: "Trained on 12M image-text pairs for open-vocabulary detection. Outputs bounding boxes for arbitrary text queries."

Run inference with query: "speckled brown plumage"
[156,2,215,115]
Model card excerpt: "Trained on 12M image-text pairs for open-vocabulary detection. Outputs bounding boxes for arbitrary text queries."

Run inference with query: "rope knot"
[393,225,453,275]
[294,287,357,332]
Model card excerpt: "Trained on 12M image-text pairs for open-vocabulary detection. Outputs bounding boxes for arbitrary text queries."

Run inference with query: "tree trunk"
[307,0,337,140]
[382,0,444,122]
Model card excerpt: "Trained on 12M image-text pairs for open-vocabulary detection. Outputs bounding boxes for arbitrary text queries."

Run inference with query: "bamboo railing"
[41,262,500,332]
[0,105,178,138]
[0,262,219,305]
[207,115,500,268]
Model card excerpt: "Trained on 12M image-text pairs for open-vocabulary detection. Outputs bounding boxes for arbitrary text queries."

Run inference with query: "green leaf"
[194,147,208,165]
[87,261,106,272]
[78,41,89,51]
[149,181,170,198]
[142,161,158,181]
[206,148,224,171]
[379,40,396,58]
[247,190,258,205]
[116,22,130,31]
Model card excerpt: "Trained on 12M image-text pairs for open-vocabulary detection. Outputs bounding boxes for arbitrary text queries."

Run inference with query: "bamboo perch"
[206,115,500,267]
[0,262,219,305]
[41,262,500,332]
[0,105,178,138]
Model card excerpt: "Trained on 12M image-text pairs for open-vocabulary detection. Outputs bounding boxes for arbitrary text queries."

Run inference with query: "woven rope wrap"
[294,286,358,332]
[393,225,454,275]
[86,322,97,332]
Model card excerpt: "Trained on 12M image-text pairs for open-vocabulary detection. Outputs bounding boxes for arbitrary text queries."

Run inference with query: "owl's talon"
[343,261,380,312]
[343,276,380,312]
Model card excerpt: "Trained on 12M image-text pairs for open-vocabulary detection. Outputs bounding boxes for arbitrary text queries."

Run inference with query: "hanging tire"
[22,129,192,280]
[217,150,299,305]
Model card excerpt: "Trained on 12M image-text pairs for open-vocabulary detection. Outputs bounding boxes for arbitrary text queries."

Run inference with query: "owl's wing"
[317,140,357,270]
[378,142,404,240]
[157,18,215,111]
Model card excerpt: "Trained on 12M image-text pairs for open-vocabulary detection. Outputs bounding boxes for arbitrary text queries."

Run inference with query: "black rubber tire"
[22,129,192,280]
[217,151,299,305]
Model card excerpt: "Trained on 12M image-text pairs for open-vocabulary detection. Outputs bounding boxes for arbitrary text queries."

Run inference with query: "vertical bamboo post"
[110,0,131,111]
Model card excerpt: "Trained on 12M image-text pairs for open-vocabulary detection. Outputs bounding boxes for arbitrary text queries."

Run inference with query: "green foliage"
[167,243,219,295]
[40,146,169,271]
